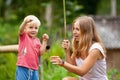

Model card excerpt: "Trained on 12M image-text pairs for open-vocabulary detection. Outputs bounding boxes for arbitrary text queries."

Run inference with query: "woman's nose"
[73,30,76,34]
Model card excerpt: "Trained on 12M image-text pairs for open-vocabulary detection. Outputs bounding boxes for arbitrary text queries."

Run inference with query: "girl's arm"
[18,21,26,35]
[40,34,49,55]
[18,18,32,35]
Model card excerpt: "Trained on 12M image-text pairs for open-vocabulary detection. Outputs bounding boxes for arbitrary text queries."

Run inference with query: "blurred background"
[0,0,120,80]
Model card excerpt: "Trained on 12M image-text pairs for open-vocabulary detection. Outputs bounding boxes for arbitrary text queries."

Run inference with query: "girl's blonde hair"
[24,15,41,27]
[71,16,106,58]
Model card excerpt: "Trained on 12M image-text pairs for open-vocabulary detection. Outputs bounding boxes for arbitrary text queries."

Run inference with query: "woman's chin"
[74,38,79,42]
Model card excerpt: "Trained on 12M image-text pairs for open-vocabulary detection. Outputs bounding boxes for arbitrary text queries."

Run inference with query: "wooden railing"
[0,45,18,53]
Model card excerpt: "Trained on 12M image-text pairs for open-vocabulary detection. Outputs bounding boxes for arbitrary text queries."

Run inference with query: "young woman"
[50,16,108,80]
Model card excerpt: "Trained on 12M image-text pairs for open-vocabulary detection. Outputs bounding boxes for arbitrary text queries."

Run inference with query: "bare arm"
[63,49,100,76]
[50,49,101,76]
[18,18,32,35]
[62,40,76,65]
[18,21,26,35]
[40,34,49,55]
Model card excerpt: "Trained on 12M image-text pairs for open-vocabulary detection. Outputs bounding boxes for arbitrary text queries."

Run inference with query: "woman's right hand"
[62,40,70,51]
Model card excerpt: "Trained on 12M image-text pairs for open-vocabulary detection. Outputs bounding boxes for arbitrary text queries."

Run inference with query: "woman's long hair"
[71,16,106,58]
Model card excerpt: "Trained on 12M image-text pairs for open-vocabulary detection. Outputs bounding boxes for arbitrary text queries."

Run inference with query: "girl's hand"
[62,40,70,50]
[42,34,49,41]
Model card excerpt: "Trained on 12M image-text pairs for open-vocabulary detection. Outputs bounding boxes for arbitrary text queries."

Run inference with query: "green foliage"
[43,64,68,80]
[117,0,120,15]
[52,0,84,27]
[0,0,84,28]
[97,0,111,15]
[65,0,83,24]
[77,0,101,14]
[97,0,120,16]
[0,53,17,80]
[0,23,18,45]
[41,41,78,80]
[107,68,120,80]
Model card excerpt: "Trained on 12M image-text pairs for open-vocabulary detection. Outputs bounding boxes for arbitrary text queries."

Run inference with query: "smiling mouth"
[73,36,79,41]
[74,36,79,38]
[31,32,36,34]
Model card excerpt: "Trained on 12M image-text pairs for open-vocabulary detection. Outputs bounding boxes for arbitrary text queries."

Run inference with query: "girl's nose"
[32,28,36,31]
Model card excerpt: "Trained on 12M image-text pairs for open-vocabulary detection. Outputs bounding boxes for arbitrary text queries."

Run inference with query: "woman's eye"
[76,28,79,31]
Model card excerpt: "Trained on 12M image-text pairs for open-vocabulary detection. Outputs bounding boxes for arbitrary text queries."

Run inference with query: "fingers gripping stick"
[62,40,70,50]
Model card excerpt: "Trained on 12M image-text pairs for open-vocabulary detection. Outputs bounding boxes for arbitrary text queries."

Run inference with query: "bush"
[107,68,120,80]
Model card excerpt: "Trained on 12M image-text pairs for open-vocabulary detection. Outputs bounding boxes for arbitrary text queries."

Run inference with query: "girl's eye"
[35,27,38,29]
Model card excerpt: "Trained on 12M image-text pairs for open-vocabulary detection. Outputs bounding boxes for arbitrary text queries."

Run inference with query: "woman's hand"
[50,56,64,66]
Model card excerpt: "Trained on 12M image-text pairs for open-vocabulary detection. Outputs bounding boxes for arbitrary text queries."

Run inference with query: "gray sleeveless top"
[75,43,108,80]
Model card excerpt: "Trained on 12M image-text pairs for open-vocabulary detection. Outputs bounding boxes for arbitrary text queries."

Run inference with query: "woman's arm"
[50,49,101,76]
[62,40,76,65]
[63,49,100,76]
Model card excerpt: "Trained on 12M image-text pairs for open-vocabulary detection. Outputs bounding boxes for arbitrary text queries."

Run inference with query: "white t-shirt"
[76,43,108,80]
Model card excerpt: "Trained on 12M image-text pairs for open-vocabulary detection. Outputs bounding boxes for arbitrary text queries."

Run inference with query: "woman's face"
[73,21,80,41]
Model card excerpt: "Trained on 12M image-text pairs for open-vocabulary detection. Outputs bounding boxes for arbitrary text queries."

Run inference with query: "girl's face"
[25,23,39,38]
[73,21,80,41]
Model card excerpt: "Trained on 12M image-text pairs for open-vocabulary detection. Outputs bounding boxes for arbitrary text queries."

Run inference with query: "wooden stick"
[63,0,67,38]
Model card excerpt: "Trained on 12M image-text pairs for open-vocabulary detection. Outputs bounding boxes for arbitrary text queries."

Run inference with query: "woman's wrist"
[60,60,65,66]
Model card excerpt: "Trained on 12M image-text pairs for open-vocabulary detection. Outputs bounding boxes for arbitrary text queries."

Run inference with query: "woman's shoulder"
[90,42,102,49]
[89,42,105,57]
[90,43,103,51]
